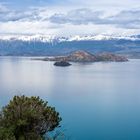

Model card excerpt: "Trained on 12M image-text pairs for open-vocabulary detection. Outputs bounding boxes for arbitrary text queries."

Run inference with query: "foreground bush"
[0,95,61,140]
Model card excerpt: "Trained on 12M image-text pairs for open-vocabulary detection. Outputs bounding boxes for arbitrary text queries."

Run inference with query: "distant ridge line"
[0,34,140,43]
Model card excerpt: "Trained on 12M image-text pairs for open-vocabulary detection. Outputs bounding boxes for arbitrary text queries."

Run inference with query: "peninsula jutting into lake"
[37,50,128,63]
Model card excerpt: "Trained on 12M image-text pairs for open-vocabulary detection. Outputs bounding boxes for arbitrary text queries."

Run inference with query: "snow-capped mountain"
[67,35,140,41]
[0,34,140,57]
[0,34,140,42]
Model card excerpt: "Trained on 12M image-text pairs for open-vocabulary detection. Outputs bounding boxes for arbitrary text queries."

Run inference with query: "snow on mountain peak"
[0,34,139,42]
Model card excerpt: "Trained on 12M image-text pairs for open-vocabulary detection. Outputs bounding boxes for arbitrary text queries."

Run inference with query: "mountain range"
[0,34,140,58]
[0,34,140,42]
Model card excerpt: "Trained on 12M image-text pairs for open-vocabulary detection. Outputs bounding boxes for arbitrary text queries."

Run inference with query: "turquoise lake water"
[0,57,140,140]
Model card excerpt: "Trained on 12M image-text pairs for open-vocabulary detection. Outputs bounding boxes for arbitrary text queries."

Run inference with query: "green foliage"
[0,95,61,140]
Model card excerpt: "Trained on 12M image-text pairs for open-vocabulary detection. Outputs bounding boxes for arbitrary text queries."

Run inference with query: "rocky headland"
[41,50,128,63]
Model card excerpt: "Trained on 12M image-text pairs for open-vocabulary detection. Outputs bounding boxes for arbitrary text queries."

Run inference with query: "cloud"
[1,3,140,29]
[0,4,9,13]
[49,8,103,25]
[0,2,140,35]
[49,8,140,29]
[107,10,140,29]
[0,21,60,35]
[0,7,42,22]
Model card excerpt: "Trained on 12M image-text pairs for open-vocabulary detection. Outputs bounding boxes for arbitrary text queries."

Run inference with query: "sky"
[0,0,140,36]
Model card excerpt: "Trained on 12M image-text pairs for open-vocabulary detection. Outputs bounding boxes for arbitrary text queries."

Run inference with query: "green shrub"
[0,95,61,140]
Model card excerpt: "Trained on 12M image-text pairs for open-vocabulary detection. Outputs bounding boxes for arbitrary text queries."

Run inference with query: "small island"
[54,61,72,67]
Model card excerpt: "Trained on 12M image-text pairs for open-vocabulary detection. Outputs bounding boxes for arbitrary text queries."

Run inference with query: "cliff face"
[42,50,128,62]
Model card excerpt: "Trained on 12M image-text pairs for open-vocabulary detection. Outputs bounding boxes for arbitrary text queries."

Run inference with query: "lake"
[0,57,140,140]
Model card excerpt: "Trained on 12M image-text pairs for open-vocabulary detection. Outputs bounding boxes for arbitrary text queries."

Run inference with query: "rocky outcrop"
[66,51,97,62]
